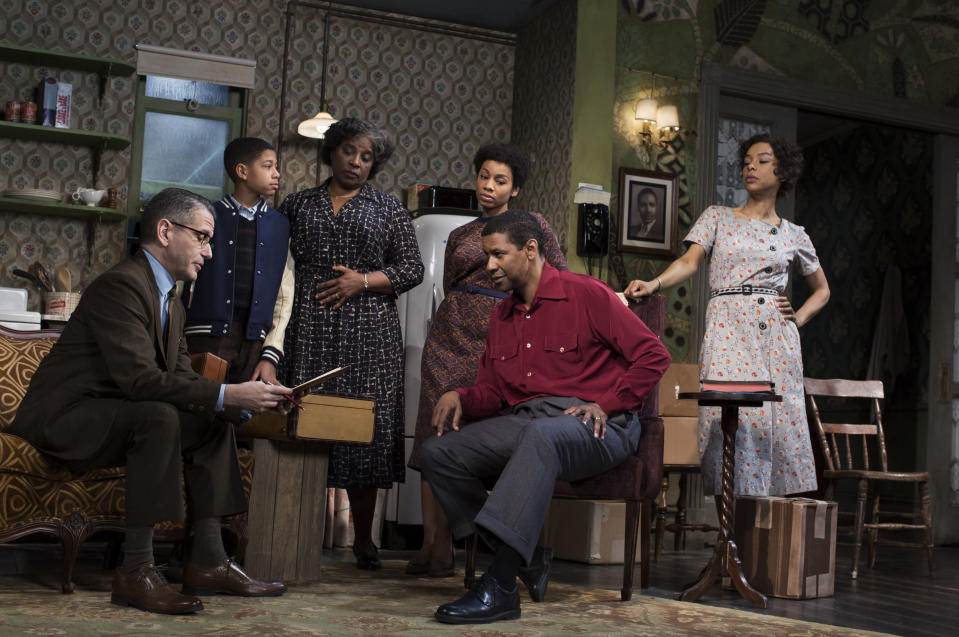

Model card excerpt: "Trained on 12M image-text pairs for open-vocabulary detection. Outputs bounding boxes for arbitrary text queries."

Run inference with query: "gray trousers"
[420,396,641,564]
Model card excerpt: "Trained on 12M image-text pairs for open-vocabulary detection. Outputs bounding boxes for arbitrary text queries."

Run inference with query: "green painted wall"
[566,0,618,275]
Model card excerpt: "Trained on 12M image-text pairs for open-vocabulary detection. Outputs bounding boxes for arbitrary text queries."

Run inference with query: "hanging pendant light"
[298,14,337,139]
[298,108,337,138]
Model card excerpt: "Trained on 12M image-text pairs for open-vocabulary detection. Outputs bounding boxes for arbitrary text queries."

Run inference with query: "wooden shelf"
[0,120,130,150]
[0,43,135,76]
[0,196,127,222]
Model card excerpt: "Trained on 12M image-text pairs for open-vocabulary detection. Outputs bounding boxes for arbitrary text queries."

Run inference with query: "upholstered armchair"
[464,294,666,601]
[0,325,252,593]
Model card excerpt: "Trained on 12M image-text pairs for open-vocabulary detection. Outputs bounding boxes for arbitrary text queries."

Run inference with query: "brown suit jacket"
[10,250,220,462]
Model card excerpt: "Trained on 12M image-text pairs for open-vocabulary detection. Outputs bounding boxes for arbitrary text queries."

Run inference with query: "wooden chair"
[464,294,666,601]
[803,377,933,579]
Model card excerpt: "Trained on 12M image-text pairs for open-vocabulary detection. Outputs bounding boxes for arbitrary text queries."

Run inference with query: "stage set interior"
[2,1,959,635]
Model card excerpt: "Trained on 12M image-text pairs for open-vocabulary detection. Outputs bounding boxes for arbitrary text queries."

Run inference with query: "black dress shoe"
[518,546,553,602]
[353,543,381,571]
[434,573,521,624]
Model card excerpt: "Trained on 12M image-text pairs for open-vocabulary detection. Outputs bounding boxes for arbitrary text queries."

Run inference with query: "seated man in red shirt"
[422,210,670,625]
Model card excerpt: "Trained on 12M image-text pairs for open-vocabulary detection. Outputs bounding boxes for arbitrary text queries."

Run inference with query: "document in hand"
[292,365,350,394]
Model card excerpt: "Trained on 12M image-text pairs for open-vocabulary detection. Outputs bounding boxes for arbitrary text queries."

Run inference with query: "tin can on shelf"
[21,101,37,124]
[5,101,21,122]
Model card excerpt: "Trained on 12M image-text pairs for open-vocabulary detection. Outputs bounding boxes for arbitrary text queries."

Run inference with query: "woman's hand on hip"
[315,265,364,309]
[624,279,657,300]
[775,296,798,325]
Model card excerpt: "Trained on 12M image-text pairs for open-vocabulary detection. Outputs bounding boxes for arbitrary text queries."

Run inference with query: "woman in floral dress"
[405,143,566,576]
[278,118,424,569]
[625,134,830,496]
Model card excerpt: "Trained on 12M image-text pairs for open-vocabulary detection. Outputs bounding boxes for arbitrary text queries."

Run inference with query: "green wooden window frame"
[126,75,246,216]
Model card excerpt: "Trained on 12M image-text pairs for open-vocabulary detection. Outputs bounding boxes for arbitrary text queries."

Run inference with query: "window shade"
[135,44,256,89]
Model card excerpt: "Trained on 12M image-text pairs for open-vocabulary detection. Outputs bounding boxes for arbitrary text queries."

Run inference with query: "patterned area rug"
[0,559,891,636]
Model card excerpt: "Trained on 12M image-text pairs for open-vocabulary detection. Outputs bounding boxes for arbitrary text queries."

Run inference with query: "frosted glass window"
[716,118,770,207]
[139,112,228,201]
[145,76,229,106]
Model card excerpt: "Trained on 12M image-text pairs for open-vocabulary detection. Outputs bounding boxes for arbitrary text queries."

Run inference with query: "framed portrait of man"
[617,167,678,256]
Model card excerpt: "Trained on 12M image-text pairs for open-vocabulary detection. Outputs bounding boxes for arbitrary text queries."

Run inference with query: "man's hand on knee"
[224,381,293,415]
[432,391,462,436]
[563,402,607,440]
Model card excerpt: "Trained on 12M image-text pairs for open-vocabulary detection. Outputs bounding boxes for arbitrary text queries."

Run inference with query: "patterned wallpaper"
[794,124,932,404]
[281,6,514,198]
[509,0,577,252]
[0,0,514,311]
[611,0,959,363]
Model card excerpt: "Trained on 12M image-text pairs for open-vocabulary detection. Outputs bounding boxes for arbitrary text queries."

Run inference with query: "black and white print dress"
[280,181,424,488]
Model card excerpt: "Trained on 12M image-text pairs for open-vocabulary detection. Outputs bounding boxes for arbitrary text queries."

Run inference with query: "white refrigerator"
[386,208,477,528]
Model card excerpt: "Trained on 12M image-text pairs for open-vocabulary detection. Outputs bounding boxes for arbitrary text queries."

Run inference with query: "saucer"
[1,188,61,201]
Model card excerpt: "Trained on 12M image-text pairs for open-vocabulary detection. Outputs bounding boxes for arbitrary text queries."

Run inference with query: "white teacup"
[72,188,107,207]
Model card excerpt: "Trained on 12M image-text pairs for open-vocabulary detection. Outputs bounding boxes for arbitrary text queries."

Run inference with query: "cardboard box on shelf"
[733,496,837,599]
[38,76,58,126]
[539,499,642,564]
[658,363,700,417]
[663,416,699,466]
[54,82,72,128]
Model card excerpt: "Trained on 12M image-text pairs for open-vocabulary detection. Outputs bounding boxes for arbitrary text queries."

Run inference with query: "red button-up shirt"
[457,264,671,420]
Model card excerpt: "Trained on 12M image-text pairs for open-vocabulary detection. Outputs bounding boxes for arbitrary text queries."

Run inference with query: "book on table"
[701,379,774,393]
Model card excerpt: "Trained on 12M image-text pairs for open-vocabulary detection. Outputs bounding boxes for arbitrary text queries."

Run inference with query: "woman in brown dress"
[406,143,567,576]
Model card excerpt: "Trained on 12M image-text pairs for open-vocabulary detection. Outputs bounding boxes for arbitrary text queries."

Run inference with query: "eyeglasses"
[168,220,212,247]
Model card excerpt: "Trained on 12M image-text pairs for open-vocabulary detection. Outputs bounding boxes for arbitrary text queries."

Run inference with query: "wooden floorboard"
[1,540,956,636]
[541,543,959,637]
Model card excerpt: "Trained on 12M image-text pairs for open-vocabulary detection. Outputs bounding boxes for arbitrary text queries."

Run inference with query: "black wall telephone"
[576,203,609,257]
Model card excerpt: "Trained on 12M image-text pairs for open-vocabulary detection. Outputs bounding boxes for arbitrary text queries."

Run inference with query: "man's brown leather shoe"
[182,557,287,597]
[111,564,203,614]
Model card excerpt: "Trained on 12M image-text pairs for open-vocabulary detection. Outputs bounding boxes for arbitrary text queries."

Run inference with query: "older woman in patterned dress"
[405,143,567,577]
[278,118,424,569]
[625,134,830,499]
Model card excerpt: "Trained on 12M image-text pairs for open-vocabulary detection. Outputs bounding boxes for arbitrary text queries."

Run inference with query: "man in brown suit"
[10,188,293,614]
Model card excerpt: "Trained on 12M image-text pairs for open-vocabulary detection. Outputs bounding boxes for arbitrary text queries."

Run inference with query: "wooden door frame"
[929,135,958,543]
[694,62,959,541]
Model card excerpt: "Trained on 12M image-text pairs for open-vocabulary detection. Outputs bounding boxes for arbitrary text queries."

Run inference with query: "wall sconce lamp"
[298,13,337,139]
[632,70,682,147]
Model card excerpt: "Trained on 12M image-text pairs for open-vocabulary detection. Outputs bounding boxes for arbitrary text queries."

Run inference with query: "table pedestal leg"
[680,405,767,608]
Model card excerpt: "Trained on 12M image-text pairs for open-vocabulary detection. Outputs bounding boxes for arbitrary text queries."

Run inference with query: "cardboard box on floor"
[732,496,837,599]
[539,499,642,564]
[658,363,700,417]
[663,416,699,466]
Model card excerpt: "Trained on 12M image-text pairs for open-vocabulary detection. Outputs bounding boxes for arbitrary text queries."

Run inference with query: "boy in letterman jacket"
[183,137,293,385]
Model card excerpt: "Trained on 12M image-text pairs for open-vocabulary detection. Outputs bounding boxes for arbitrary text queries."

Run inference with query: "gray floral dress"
[685,206,820,496]
[280,181,424,488]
